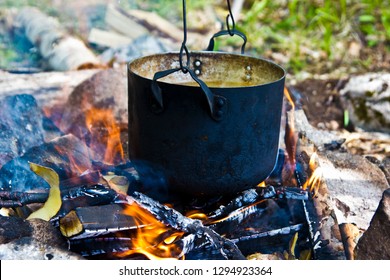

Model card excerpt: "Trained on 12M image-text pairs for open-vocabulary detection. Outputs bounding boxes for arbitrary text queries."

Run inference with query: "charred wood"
[0,69,98,109]
[127,192,246,260]
[59,204,137,239]
[230,223,303,244]
[339,223,359,260]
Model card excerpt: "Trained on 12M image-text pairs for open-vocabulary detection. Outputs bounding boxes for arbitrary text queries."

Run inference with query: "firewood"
[105,4,149,39]
[127,192,246,260]
[0,69,99,108]
[88,28,132,48]
[13,7,104,71]
[126,9,183,42]
[107,5,209,50]
[339,223,359,260]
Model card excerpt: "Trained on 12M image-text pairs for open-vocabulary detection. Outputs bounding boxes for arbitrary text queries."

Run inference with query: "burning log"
[230,224,304,244]
[54,67,128,165]
[13,7,103,71]
[126,192,246,260]
[206,188,260,221]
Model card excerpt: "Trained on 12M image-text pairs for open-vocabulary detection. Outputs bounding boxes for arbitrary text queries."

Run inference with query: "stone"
[317,150,389,231]
[287,109,345,150]
[340,73,390,133]
[0,134,93,192]
[59,66,127,134]
[0,216,67,248]
[354,189,390,259]
[0,237,83,260]
[0,95,45,168]
[58,67,128,164]
[0,216,31,244]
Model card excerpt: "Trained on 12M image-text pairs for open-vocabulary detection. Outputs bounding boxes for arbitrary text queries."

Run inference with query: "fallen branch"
[13,7,104,71]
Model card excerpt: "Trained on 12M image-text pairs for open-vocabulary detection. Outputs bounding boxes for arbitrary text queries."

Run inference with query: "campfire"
[0,81,327,260]
[1,2,389,262]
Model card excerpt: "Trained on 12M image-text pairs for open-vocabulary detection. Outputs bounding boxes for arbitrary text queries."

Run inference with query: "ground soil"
[291,78,349,131]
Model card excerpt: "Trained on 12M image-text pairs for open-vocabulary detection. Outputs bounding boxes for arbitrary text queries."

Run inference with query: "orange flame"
[302,152,323,196]
[284,86,295,111]
[53,144,89,176]
[186,210,208,221]
[284,87,298,168]
[116,202,185,260]
[85,108,124,164]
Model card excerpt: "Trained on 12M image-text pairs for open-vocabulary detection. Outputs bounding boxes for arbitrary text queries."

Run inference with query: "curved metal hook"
[226,0,235,36]
[206,29,247,54]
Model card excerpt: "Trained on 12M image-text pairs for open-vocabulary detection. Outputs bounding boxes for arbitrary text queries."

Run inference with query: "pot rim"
[128,51,286,89]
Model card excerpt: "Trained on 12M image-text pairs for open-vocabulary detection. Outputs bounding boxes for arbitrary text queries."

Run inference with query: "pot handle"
[206,29,247,54]
[150,0,227,122]
[206,0,247,54]
[151,67,227,122]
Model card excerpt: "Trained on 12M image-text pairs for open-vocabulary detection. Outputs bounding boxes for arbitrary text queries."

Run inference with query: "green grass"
[129,0,390,75]
[1,0,389,75]
[236,0,390,74]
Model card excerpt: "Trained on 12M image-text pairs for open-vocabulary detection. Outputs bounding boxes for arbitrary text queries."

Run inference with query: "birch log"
[14,7,104,71]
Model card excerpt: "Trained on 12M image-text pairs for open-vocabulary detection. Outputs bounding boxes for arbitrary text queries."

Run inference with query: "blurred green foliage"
[129,0,390,74]
[239,0,390,73]
[1,0,389,75]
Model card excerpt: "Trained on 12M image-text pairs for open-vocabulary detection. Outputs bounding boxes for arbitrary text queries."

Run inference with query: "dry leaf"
[26,162,61,221]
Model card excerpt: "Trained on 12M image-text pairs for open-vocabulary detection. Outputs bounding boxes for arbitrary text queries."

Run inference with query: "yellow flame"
[302,152,323,196]
[284,87,295,111]
[283,86,298,182]
[186,210,208,221]
[115,202,185,260]
[85,108,124,164]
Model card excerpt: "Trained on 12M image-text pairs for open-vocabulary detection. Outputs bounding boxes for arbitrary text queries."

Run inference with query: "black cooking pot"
[128,51,286,196]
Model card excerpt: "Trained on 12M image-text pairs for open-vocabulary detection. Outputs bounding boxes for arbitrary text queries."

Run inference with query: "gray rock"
[0,95,45,168]
[0,237,83,260]
[0,216,66,248]
[0,134,92,192]
[0,216,31,244]
[340,73,390,133]
[354,188,390,259]
[59,66,127,133]
[58,67,128,163]
[318,151,389,230]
